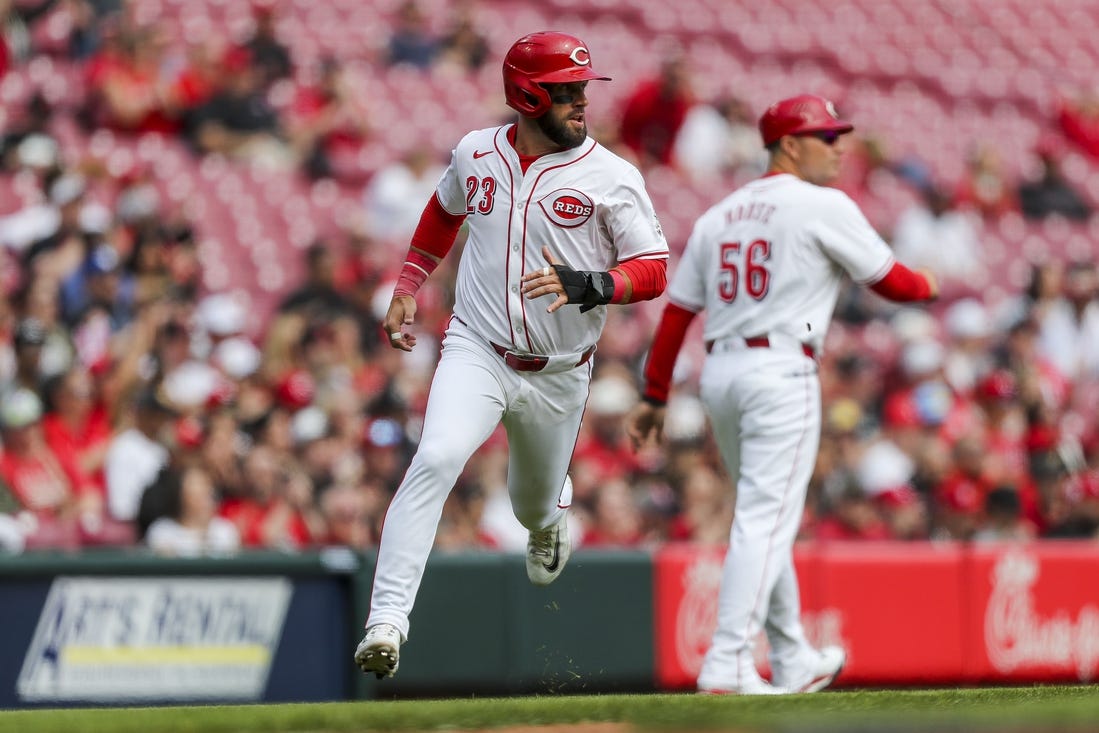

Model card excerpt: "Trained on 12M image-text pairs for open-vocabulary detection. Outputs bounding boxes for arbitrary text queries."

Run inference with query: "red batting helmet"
[758,94,854,147]
[502,31,611,117]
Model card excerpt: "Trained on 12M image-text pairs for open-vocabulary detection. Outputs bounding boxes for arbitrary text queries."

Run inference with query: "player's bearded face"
[537,82,588,149]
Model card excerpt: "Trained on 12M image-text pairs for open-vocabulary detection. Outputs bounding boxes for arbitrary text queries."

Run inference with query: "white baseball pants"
[367,319,588,641]
[696,344,821,689]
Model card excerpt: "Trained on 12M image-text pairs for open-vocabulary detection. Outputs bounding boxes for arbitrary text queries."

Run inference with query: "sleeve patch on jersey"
[538,188,595,228]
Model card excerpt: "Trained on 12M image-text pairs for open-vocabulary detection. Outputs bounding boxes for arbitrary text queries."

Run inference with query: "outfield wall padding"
[653,541,1099,688]
[1,541,1095,706]
[0,550,360,707]
[363,549,655,698]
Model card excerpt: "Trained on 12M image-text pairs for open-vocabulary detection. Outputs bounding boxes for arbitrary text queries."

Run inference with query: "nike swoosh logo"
[542,535,560,573]
[473,150,494,159]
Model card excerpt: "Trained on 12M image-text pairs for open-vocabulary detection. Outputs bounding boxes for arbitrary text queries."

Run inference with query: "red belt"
[491,342,595,372]
[705,335,815,359]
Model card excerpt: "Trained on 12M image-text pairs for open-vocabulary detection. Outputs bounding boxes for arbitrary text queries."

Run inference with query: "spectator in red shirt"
[952,144,1018,220]
[0,388,103,543]
[668,464,733,544]
[1057,92,1099,161]
[580,478,646,547]
[286,56,372,183]
[874,485,929,541]
[572,373,643,483]
[618,50,694,169]
[973,369,1029,485]
[931,435,996,540]
[1044,470,1099,538]
[220,444,321,549]
[167,40,222,122]
[41,366,112,497]
[87,27,181,135]
[813,482,892,541]
[318,482,374,549]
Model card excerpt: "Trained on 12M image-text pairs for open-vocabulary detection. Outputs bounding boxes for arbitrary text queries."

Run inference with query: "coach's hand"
[918,268,940,301]
[626,400,665,452]
[521,246,568,313]
[384,295,418,351]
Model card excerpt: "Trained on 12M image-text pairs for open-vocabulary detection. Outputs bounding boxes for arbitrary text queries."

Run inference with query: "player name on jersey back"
[725,202,776,225]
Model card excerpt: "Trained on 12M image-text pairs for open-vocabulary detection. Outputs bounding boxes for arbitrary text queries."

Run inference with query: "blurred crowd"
[1,0,1098,557]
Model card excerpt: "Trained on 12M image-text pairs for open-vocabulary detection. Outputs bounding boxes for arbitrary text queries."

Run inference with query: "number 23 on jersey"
[465,176,496,215]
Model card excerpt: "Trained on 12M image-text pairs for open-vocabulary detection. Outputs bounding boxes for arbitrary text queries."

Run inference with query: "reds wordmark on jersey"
[436,125,668,357]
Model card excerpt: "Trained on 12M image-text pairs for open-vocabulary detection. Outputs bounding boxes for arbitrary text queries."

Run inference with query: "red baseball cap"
[875,485,921,509]
[882,392,921,429]
[976,369,1017,402]
[275,369,315,410]
[759,94,854,146]
[937,477,984,515]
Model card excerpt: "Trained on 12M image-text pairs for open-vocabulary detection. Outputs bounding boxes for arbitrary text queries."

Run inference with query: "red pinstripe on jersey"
[494,129,521,349]
[515,141,598,351]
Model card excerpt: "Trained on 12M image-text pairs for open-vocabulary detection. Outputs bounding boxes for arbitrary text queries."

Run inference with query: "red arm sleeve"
[609,258,668,304]
[409,193,466,259]
[869,261,936,302]
[642,302,698,405]
[393,195,467,297]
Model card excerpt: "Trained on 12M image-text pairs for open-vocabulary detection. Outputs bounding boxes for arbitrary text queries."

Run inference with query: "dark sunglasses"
[545,83,588,106]
[801,130,842,146]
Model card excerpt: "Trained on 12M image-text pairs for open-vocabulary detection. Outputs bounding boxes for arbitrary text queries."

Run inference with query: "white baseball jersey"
[668,173,895,353]
[435,124,668,356]
[366,125,667,644]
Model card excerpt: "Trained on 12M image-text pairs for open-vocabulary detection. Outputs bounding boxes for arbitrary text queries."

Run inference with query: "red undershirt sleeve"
[609,258,668,304]
[642,301,698,405]
[393,194,467,297]
[409,194,466,259]
[868,261,935,302]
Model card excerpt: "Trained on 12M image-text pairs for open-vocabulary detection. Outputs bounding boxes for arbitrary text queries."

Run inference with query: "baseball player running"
[355,31,669,679]
[627,95,938,694]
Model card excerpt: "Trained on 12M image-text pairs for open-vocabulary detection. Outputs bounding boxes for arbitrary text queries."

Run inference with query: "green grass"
[2,687,1098,733]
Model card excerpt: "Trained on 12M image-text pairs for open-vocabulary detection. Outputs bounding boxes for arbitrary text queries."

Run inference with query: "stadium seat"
[7,0,1096,348]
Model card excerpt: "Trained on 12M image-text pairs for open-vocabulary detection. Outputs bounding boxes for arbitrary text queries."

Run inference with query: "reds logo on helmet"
[568,47,591,65]
[539,189,595,228]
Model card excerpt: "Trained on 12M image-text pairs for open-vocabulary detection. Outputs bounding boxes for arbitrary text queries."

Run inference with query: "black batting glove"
[552,263,614,313]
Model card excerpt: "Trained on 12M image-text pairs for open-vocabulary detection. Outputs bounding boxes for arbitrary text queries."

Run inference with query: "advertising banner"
[654,542,1099,689]
[17,577,292,703]
[653,544,836,689]
[967,544,1099,683]
[814,542,966,685]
